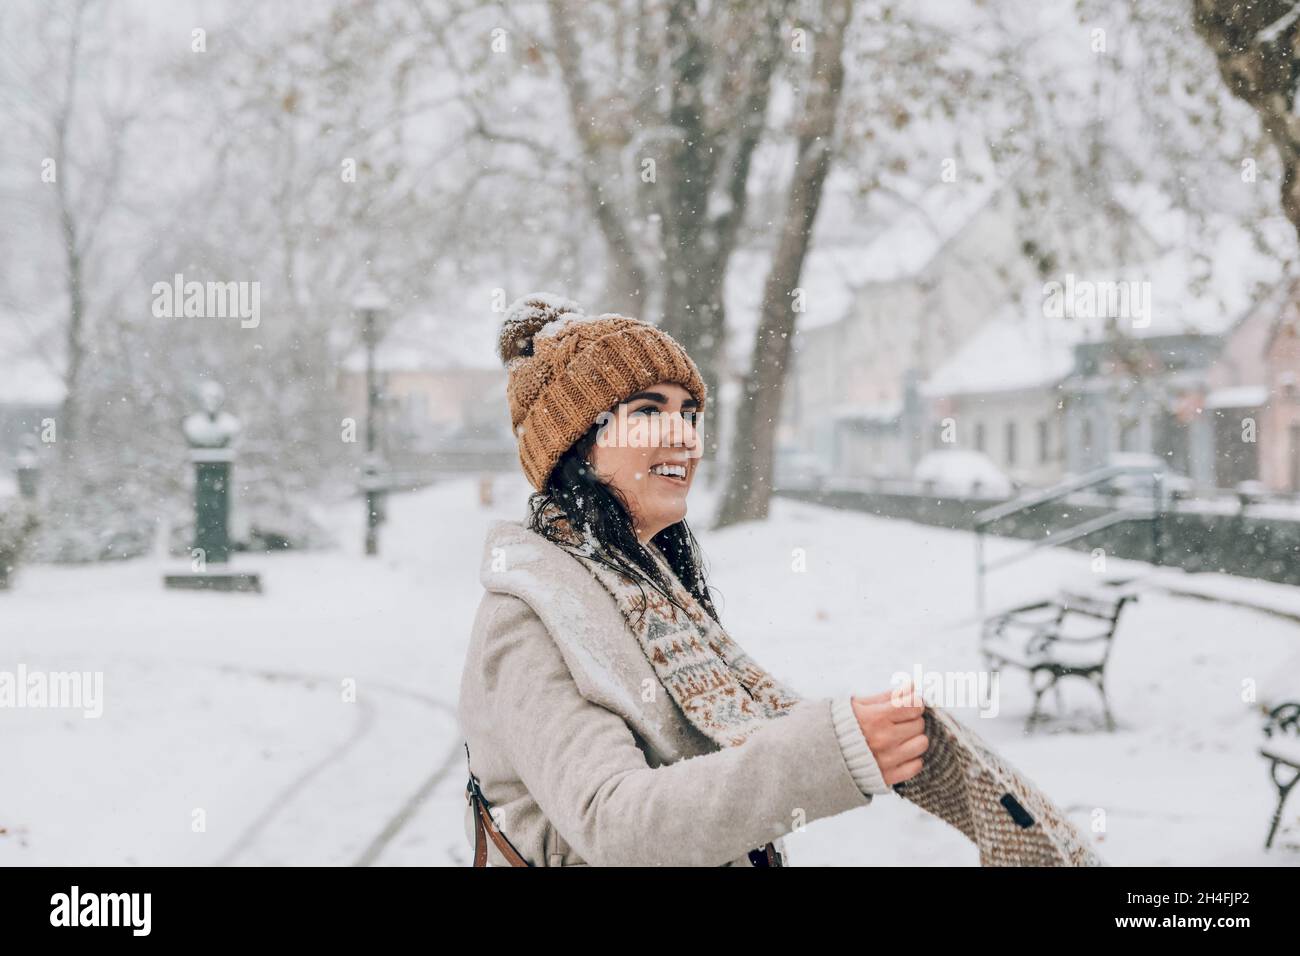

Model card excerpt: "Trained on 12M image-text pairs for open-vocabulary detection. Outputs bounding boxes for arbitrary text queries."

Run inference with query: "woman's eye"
[633,406,661,416]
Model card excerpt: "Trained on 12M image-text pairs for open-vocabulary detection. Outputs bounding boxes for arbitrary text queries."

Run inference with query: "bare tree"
[417,0,796,466]
[545,0,791,412]
[715,0,853,526]
[0,0,141,447]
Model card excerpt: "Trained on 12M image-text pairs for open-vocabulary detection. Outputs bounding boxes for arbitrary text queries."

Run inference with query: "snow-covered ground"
[2,474,1298,866]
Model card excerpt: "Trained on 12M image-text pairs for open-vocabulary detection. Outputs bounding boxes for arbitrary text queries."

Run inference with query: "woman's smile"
[647,461,689,482]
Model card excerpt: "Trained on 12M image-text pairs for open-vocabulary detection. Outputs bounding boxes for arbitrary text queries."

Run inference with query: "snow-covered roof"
[921,287,1079,398]
[0,317,64,405]
[0,357,64,405]
[831,400,902,423]
[923,232,1283,398]
[340,309,504,373]
[1206,385,1268,409]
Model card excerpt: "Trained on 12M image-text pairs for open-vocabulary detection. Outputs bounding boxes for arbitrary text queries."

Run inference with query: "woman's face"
[587,381,703,543]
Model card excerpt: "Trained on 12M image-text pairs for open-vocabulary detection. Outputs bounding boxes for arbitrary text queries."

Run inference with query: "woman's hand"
[850,680,928,786]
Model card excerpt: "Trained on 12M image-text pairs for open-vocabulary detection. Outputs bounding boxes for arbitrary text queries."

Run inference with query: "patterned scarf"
[540,501,801,748]
[540,500,1107,866]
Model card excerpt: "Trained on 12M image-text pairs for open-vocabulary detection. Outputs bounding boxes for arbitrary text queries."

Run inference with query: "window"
[1038,419,1050,464]
[1006,421,1017,466]
[974,422,986,453]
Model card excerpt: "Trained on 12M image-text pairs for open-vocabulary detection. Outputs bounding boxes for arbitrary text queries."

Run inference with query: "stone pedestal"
[163,570,262,593]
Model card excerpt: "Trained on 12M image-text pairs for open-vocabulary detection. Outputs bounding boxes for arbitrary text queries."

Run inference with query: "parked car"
[1101,452,1193,500]
[913,449,1015,498]
[773,449,828,490]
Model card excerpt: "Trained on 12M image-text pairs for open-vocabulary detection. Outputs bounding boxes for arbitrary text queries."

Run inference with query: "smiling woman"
[455,292,922,867]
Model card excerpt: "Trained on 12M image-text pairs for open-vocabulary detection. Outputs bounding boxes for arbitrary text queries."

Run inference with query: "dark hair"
[526,417,719,627]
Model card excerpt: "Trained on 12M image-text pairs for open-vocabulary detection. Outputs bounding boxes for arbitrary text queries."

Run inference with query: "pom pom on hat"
[497,292,585,365]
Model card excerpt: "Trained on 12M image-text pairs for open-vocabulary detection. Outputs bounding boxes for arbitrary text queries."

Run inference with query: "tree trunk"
[1192,0,1300,241]
[658,0,722,400]
[715,0,853,528]
[54,2,87,448]
[547,0,650,314]
[658,0,788,479]
[546,0,788,475]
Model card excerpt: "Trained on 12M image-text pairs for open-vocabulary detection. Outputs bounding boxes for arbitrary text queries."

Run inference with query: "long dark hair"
[526,416,720,627]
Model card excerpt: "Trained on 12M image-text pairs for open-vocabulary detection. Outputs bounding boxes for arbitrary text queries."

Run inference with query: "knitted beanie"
[497,292,707,491]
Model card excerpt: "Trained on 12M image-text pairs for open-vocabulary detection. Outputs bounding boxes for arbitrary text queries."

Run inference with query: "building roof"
[830,400,903,424]
[0,358,64,405]
[1263,279,1300,354]
[1205,385,1267,409]
[0,317,64,405]
[922,231,1284,399]
[921,289,1079,398]
[340,310,505,374]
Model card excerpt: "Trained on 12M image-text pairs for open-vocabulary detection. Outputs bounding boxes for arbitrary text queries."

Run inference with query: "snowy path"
[2,474,1298,866]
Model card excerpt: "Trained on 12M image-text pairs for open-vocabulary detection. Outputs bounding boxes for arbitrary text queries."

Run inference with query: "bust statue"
[182,381,242,449]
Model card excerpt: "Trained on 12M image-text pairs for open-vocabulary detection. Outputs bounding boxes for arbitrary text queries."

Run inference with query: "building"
[1262,285,1300,492]
[336,312,515,476]
[1058,249,1279,490]
[912,237,1284,494]
[920,289,1076,486]
[779,162,1157,484]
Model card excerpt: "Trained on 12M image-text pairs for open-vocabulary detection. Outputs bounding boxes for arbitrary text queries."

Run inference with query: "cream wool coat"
[457,518,879,867]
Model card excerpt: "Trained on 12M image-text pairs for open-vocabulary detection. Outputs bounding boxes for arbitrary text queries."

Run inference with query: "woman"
[457,292,929,867]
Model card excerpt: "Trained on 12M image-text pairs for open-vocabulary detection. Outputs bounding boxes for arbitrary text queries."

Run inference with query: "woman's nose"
[668,411,701,452]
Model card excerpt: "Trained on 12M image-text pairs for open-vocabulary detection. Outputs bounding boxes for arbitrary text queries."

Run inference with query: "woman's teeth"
[649,463,687,479]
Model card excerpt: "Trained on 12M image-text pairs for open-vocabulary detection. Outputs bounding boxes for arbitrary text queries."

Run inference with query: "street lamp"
[354,280,390,556]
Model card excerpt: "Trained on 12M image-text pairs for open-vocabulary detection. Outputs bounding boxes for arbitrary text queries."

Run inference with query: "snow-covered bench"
[1261,701,1300,850]
[979,588,1137,733]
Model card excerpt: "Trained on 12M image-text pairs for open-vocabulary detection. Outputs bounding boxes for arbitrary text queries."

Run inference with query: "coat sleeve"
[479,592,875,866]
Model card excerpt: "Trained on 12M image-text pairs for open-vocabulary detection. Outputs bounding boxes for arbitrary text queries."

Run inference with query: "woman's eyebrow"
[621,390,696,405]
[625,392,699,409]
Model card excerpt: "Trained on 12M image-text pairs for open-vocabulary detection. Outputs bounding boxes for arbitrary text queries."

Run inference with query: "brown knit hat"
[497,292,707,491]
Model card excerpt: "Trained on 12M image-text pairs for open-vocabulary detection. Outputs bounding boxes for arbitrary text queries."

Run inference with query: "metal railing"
[974,464,1165,616]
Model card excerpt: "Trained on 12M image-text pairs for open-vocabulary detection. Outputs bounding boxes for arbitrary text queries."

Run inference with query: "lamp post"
[354,281,390,556]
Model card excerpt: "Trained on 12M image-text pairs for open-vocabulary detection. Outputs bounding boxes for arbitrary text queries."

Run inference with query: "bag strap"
[749,842,784,867]
[465,743,532,867]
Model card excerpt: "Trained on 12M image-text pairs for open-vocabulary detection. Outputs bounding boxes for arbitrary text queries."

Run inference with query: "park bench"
[980,587,1137,733]
[1261,700,1300,850]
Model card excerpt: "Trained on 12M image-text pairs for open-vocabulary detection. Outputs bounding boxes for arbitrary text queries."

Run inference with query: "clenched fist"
[851,680,929,787]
